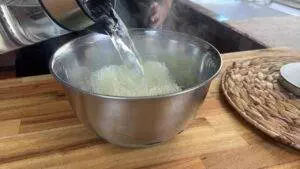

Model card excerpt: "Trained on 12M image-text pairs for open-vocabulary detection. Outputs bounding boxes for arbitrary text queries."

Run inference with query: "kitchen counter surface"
[227,16,300,50]
[0,48,299,169]
[186,0,289,21]
[183,0,300,51]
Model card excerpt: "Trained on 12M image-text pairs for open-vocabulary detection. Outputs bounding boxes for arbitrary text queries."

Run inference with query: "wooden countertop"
[0,48,299,169]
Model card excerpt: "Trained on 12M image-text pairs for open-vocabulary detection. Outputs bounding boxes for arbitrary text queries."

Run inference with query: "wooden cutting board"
[0,48,299,169]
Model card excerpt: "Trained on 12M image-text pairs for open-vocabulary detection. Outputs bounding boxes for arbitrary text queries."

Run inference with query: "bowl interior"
[50,29,221,97]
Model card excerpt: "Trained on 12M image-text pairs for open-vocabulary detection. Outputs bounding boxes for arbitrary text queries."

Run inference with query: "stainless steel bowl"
[50,29,222,147]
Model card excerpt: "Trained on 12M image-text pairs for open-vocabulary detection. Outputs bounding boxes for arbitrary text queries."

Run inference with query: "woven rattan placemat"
[222,56,300,150]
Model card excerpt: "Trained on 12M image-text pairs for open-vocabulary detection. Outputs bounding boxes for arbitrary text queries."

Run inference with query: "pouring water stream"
[91,9,144,75]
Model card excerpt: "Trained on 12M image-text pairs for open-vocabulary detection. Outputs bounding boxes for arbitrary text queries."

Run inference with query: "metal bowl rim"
[50,28,222,100]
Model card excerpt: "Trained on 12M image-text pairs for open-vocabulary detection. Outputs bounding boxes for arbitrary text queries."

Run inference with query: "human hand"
[148,0,173,28]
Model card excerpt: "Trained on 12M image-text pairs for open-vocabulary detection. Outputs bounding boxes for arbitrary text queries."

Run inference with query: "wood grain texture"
[0,48,299,169]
